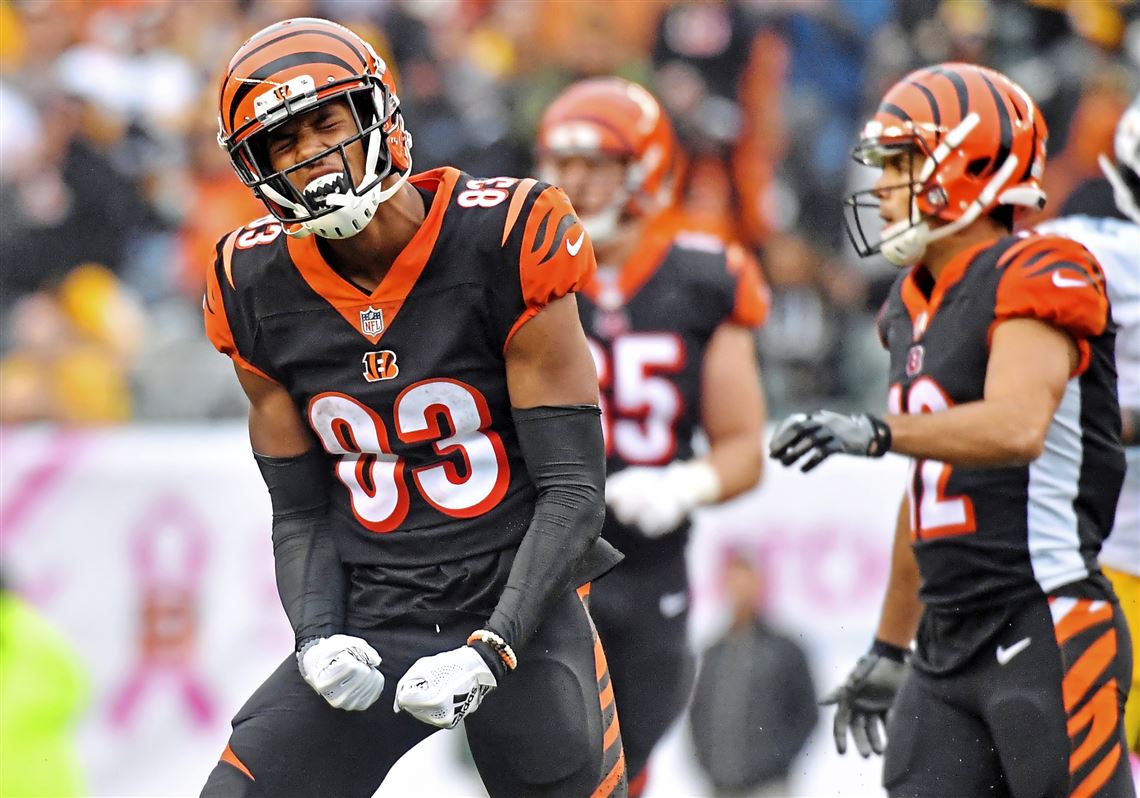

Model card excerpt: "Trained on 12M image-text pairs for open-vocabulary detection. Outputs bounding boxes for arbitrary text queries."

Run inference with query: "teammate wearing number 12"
[537,79,768,795]
[201,17,627,798]
[771,63,1133,796]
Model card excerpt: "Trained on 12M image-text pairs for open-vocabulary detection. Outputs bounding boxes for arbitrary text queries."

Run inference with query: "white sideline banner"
[0,424,908,797]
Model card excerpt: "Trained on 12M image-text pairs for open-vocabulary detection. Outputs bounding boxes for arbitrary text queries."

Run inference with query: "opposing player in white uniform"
[1038,94,1140,753]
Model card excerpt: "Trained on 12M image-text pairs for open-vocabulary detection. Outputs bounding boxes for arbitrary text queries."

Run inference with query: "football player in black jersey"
[201,18,627,798]
[537,78,769,796]
[771,62,1134,797]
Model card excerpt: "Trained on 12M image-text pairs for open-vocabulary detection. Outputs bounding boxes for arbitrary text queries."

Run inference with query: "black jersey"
[205,168,605,569]
[576,220,769,557]
[878,233,1124,614]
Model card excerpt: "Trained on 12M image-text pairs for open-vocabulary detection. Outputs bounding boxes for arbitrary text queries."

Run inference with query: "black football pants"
[590,551,694,792]
[201,587,626,798]
[884,595,1135,798]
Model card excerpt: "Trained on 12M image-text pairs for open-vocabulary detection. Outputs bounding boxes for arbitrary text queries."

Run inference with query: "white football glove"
[605,460,721,538]
[393,645,496,729]
[297,634,385,711]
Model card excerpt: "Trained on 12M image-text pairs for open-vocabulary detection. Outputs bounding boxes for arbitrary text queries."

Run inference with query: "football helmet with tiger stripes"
[845,62,1048,266]
[216,17,412,239]
[1099,94,1140,225]
[536,78,680,244]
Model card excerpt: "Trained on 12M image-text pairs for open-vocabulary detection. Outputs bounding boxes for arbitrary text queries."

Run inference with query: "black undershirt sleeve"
[254,449,346,649]
[481,405,606,669]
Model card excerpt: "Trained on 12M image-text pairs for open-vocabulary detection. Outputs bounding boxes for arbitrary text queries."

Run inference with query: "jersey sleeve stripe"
[530,208,552,253]
[501,177,538,246]
[999,235,1100,278]
[204,231,283,385]
[1024,251,1100,287]
[1006,237,1108,298]
[538,211,577,265]
[204,235,238,356]
[995,235,1041,269]
[222,229,240,290]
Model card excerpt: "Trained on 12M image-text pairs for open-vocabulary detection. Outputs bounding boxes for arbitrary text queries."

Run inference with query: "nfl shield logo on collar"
[360,307,385,337]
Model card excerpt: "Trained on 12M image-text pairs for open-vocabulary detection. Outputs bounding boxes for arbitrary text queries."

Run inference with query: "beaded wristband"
[467,629,518,671]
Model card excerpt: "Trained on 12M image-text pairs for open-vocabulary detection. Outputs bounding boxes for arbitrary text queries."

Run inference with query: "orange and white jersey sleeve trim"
[992,234,1110,376]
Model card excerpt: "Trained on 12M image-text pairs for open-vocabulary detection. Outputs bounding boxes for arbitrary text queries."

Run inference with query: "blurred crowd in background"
[1,0,1136,424]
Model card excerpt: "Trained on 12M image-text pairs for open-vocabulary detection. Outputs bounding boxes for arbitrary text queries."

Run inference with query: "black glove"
[769,410,892,472]
[820,640,908,757]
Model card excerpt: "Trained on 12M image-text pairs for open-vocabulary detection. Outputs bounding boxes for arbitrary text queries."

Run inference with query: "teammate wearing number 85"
[771,63,1133,796]
[202,17,627,798]
[538,79,768,796]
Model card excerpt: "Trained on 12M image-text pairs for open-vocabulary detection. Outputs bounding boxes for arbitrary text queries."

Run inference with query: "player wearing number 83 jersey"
[201,17,627,798]
[204,167,628,797]
[206,167,605,569]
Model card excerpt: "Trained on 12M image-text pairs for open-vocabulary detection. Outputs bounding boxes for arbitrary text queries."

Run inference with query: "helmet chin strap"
[881,148,1025,267]
[881,216,930,267]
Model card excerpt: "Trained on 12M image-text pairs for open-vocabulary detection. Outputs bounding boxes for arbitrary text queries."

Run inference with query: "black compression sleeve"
[254,449,346,649]
[484,405,606,664]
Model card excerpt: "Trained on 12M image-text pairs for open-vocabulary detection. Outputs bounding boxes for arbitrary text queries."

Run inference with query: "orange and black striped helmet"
[844,62,1048,264]
[216,17,412,239]
[536,78,680,242]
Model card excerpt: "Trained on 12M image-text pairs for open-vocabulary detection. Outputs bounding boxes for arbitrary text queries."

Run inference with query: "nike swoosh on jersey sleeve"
[992,234,1110,375]
[500,184,596,350]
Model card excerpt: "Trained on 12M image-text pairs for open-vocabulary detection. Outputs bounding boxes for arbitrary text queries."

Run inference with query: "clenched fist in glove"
[605,460,721,538]
[297,634,385,711]
[821,641,909,757]
[394,645,497,729]
[770,410,892,472]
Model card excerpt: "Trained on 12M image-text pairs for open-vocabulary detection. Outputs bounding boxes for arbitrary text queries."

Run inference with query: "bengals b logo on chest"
[363,350,399,382]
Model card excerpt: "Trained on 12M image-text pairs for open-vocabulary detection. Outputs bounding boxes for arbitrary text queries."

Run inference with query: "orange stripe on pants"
[1061,630,1117,713]
[1067,679,1120,774]
[1052,598,1114,646]
[583,589,626,798]
[1070,743,1122,798]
